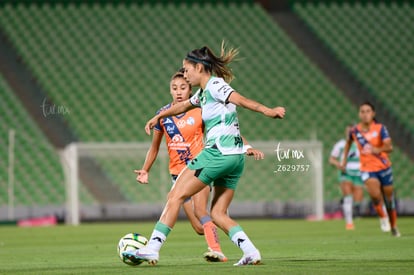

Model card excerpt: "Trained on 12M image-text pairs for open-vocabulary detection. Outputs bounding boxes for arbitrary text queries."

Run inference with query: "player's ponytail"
[185,41,239,83]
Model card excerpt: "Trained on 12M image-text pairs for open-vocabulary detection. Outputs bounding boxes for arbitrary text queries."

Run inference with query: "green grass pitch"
[0,218,413,274]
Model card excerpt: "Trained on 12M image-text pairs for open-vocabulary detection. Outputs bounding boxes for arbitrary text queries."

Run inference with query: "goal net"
[60,141,323,225]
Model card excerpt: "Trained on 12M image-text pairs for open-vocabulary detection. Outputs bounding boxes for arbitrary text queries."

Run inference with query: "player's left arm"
[228,91,285,119]
[241,135,264,160]
[340,132,354,170]
[372,138,393,154]
[370,125,393,154]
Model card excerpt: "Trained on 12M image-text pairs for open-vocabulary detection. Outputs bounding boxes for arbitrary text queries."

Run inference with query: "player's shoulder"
[347,124,358,136]
[332,139,345,151]
[156,103,172,114]
[374,122,391,138]
[335,139,346,147]
[374,121,387,129]
[350,124,359,131]
[188,106,202,116]
[206,77,233,103]
[370,121,387,133]
[209,76,226,85]
[206,77,228,90]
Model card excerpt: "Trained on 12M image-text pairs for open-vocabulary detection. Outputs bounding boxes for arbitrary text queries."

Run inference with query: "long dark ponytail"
[185,41,239,83]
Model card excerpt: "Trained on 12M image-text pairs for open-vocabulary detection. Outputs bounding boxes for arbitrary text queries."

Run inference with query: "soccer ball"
[117,233,148,266]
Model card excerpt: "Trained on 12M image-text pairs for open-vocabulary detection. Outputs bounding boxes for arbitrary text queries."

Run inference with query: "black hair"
[360,101,377,122]
[360,101,375,112]
[185,41,239,83]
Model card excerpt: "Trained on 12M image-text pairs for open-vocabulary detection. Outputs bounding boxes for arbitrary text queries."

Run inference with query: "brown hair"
[185,41,239,83]
[171,68,192,89]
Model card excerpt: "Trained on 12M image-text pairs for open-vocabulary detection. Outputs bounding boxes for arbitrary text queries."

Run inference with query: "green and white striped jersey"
[330,139,361,176]
[190,76,243,155]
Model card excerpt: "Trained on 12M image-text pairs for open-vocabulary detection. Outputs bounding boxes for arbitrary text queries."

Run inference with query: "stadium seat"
[0,74,66,205]
[293,0,414,199]
[294,1,414,134]
[0,1,412,204]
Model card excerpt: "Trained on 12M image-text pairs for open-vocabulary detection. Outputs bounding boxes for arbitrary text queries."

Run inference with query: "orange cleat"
[346,223,355,230]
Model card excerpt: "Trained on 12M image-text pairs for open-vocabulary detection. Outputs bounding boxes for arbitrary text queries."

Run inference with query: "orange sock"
[373,201,387,218]
[200,216,221,252]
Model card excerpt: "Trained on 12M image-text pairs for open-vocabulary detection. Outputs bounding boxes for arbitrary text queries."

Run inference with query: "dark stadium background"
[0,0,412,223]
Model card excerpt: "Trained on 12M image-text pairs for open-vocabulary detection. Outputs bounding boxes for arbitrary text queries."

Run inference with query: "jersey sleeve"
[210,78,234,104]
[330,141,342,158]
[348,126,356,141]
[153,109,163,132]
[189,89,201,107]
[380,125,391,140]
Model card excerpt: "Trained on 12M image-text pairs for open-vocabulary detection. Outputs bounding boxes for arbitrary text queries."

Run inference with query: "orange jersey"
[154,104,204,175]
[350,122,392,172]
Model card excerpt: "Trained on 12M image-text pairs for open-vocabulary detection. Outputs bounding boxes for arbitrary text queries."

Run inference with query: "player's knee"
[167,189,188,203]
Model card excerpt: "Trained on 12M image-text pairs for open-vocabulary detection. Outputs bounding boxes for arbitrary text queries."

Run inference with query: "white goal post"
[60,141,323,225]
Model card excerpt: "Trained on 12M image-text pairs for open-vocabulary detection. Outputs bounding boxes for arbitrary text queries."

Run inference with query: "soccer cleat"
[122,247,159,266]
[346,223,355,230]
[233,250,261,266]
[203,248,228,262]
[379,217,391,232]
[391,228,401,237]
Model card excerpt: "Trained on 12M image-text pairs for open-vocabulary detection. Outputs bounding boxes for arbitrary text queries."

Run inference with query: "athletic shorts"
[361,167,393,186]
[187,147,245,190]
[339,172,364,186]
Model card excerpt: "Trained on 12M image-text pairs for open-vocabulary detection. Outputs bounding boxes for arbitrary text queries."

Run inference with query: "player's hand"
[246,148,265,160]
[134,169,149,184]
[145,116,159,135]
[362,144,373,154]
[265,107,285,119]
[339,161,347,172]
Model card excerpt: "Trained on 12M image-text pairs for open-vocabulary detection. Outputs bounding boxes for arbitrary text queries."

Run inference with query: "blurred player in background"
[134,69,263,262]
[124,42,285,266]
[329,125,363,230]
[342,102,400,237]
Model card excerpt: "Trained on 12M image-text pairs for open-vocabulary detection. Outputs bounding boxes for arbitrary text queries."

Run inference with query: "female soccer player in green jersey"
[134,69,264,262]
[329,125,364,230]
[123,42,285,266]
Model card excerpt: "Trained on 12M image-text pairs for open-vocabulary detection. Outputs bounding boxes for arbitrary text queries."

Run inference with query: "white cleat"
[380,217,391,232]
[122,246,159,266]
[233,250,261,266]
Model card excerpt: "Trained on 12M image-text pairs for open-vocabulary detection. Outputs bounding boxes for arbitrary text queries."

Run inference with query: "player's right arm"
[145,100,195,135]
[329,141,343,171]
[134,129,164,184]
[340,138,353,171]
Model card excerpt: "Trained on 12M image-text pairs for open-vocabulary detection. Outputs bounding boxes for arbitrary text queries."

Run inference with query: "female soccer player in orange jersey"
[134,69,264,262]
[342,102,400,237]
